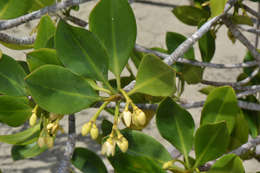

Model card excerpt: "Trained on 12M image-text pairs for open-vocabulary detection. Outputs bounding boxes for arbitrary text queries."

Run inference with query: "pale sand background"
[0,0,260,172]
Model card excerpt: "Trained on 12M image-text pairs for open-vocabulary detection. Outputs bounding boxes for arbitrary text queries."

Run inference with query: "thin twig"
[135,44,258,69]
[133,0,177,8]
[242,4,260,20]
[57,114,76,173]
[0,0,91,30]
[255,2,260,48]
[238,26,260,35]
[0,32,35,45]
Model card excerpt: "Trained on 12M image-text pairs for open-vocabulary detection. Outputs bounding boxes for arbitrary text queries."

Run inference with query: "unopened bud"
[47,123,54,131]
[136,109,146,126]
[45,136,54,148]
[117,137,128,153]
[81,122,92,136]
[90,124,99,140]
[122,110,132,127]
[102,138,116,157]
[29,113,37,126]
[51,124,59,134]
[37,137,45,148]
[162,161,174,169]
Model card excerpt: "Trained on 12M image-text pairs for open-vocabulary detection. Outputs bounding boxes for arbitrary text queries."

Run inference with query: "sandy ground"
[0,0,260,172]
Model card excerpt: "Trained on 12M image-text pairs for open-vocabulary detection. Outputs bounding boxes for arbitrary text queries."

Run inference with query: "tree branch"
[0,0,91,30]
[57,114,76,173]
[0,32,35,45]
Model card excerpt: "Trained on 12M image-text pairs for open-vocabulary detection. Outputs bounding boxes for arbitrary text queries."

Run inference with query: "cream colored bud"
[101,138,116,157]
[47,123,54,131]
[29,113,37,126]
[51,124,59,134]
[162,161,173,169]
[90,124,99,140]
[136,109,146,126]
[81,122,92,136]
[45,136,54,148]
[122,110,132,127]
[37,137,45,148]
[117,137,128,153]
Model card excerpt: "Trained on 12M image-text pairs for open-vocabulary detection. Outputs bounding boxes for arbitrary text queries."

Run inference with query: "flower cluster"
[81,121,99,140]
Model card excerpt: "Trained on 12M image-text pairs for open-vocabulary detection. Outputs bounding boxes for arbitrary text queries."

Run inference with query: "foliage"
[0,0,260,172]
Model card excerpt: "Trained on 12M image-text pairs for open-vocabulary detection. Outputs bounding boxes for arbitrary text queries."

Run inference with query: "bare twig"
[255,2,260,48]
[0,32,35,45]
[133,0,177,8]
[64,15,88,28]
[0,0,91,30]
[238,26,260,35]
[57,114,76,173]
[135,44,258,69]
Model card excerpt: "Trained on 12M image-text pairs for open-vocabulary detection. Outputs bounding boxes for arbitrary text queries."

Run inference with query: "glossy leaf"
[198,30,215,62]
[199,86,216,95]
[228,111,248,150]
[71,147,108,173]
[34,15,56,49]
[130,54,176,96]
[27,48,62,72]
[181,64,204,84]
[0,54,27,96]
[18,61,30,75]
[11,142,47,161]
[166,32,195,60]
[89,0,137,78]
[0,0,32,19]
[56,20,109,83]
[109,130,171,173]
[172,6,209,26]
[200,86,239,133]
[210,0,228,17]
[25,65,100,114]
[208,154,244,173]
[0,124,40,145]
[0,96,32,127]
[195,122,230,166]
[156,97,195,161]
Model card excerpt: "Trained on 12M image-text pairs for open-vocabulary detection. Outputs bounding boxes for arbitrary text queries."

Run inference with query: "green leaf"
[129,54,176,96]
[208,154,244,173]
[156,97,195,164]
[71,147,108,173]
[199,86,216,95]
[18,61,30,75]
[181,64,204,84]
[109,130,171,173]
[0,54,27,96]
[0,41,33,50]
[30,0,55,11]
[0,124,40,145]
[198,30,215,62]
[55,20,110,84]
[11,142,47,160]
[89,0,137,78]
[0,0,32,19]
[194,122,230,166]
[166,32,195,60]
[228,110,248,150]
[25,65,100,114]
[27,48,62,72]
[34,15,56,49]
[200,86,239,133]
[130,49,145,69]
[231,15,253,26]
[210,0,228,17]
[0,96,32,127]
[172,6,209,26]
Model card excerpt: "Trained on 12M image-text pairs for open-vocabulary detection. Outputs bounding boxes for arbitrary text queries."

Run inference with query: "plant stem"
[91,101,110,121]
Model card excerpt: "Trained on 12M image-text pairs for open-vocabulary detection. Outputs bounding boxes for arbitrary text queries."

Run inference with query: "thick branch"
[57,114,76,173]
[0,0,91,30]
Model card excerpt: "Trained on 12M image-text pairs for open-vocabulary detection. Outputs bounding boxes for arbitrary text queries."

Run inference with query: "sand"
[0,0,260,172]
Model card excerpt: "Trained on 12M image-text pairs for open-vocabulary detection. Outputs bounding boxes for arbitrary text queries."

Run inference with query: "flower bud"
[45,136,54,148]
[101,138,116,157]
[136,109,146,126]
[162,161,173,169]
[122,110,132,127]
[81,122,92,136]
[29,113,37,126]
[37,137,45,148]
[47,123,54,131]
[117,137,128,153]
[90,124,99,140]
[51,124,59,134]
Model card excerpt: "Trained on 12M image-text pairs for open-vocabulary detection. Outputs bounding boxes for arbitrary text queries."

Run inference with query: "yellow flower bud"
[29,113,37,126]
[37,137,45,148]
[101,138,116,157]
[162,161,174,169]
[45,136,54,148]
[117,137,128,153]
[51,124,59,134]
[137,109,146,126]
[47,123,55,131]
[90,124,99,140]
[81,122,92,136]
[122,110,132,127]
